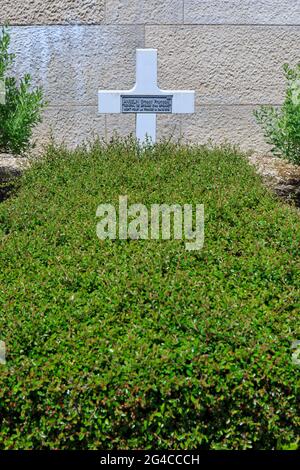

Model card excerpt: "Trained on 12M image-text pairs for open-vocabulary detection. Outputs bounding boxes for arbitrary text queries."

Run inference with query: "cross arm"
[169,90,195,114]
[98,90,124,114]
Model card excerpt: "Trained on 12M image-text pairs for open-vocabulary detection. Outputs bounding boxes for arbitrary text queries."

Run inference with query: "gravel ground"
[0,153,28,202]
[0,153,28,177]
[248,154,300,207]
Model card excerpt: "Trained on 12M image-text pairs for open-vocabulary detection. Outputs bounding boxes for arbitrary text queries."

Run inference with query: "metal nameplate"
[121,95,173,114]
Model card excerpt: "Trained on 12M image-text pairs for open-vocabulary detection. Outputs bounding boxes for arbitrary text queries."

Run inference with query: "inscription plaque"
[122,95,173,114]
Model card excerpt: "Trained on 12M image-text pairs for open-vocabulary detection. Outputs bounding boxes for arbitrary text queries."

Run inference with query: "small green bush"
[0,141,299,449]
[255,63,300,165]
[0,27,46,155]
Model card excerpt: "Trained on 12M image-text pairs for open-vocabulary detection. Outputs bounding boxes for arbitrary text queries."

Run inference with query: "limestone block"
[157,115,182,141]
[9,26,144,106]
[0,0,104,25]
[35,105,106,148]
[105,114,136,139]
[34,104,269,153]
[106,0,183,24]
[184,1,300,25]
[36,107,137,148]
[180,105,270,152]
[145,25,300,105]
[105,114,183,142]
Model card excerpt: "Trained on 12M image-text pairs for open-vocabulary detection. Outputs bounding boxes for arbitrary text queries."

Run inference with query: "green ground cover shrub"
[0,140,299,449]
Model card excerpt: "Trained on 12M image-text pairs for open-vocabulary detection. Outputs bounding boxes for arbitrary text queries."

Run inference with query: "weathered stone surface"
[0,0,104,25]
[157,115,183,141]
[9,26,144,106]
[106,105,270,152]
[0,154,26,202]
[0,154,26,179]
[105,114,135,139]
[36,107,141,147]
[106,0,183,24]
[0,102,268,154]
[35,106,106,148]
[184,1,300,25]
[0,105,270,156]
[145,25,300,105]
[36,108,183,147]
[180,105,269,152]
[106,114,183,141]
[249,153,300,206]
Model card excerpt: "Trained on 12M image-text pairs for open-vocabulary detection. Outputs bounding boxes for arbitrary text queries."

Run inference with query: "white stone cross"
[98,49,195,143]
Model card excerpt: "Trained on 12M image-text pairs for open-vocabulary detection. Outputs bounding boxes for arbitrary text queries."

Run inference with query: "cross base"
[136,114,156,143]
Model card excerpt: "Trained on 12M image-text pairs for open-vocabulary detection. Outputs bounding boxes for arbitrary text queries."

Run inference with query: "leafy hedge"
[254,63,300,165]
[0,140,299,449]
[0,27,46,155]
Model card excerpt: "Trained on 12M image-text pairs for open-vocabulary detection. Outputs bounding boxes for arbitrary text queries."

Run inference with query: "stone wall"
[1,1,300,152]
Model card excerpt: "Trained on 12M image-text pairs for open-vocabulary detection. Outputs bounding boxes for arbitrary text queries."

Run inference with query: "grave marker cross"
[98,49,195,143]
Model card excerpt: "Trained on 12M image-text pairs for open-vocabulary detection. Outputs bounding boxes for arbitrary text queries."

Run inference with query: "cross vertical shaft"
[135,49,158,94]
[136,50,158,143]
[136,114,156,143]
